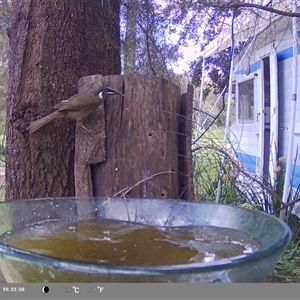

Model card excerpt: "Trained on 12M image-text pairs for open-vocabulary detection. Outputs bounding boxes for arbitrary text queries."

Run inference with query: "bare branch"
[202,0,300,17]
[113,171,176,198]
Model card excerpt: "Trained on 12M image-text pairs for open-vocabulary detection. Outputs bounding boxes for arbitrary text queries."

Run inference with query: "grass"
[264,241,300,282]
[193,126,224,200]
[193,149,220,200]
[193,127,260,207]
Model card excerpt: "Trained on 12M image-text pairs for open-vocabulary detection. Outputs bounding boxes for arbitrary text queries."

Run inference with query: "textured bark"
[123,0,138,73]
[75,74,124,197]
[75,75,195,200]
[80,74,180,199]
[5,0,121,200]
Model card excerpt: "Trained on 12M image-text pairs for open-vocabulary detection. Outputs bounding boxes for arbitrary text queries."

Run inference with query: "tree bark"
[74,74,124,197]
[5,0,121,200]
[124,0,138,74]
[77,74,180,199]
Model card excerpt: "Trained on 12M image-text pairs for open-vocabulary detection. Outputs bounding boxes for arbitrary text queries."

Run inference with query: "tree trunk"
[5,0,121,200]
[75,74,181,199]
[124,0,138,73]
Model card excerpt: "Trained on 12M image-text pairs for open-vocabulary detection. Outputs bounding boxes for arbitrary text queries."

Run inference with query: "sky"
[154,0,202,74]
[172,43,201,74]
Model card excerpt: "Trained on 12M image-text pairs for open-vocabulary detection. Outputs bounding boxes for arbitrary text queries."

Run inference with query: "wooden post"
[74,75,123,197]
[75,74,194,200]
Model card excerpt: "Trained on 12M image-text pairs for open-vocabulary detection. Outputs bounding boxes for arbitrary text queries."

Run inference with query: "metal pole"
[215,9,236,203]
[215,53,234,203]
[280,0,298,220]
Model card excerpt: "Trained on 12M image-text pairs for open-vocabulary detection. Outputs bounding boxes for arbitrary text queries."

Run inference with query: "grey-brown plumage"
[28,87,123,134]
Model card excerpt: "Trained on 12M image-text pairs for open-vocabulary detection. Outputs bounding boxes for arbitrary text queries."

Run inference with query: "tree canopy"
[121,0,298,93]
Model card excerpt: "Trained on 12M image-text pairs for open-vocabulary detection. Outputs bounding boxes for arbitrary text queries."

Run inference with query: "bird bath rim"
[0,197,292,280]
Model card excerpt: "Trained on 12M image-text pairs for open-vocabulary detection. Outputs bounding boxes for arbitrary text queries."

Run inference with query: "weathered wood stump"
[75,74,194,200]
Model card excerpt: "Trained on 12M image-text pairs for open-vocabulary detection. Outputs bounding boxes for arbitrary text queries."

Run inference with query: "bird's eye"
[98,92,103,99]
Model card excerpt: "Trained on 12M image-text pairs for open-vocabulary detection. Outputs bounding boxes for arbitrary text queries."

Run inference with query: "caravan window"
[238,79,254,122]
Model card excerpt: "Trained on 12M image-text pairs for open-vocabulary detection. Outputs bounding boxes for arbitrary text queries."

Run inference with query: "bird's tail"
[28,111,61,134]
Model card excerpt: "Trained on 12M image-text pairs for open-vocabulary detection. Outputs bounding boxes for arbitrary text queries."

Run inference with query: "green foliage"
[193,128,251,206]
[121,0,246,86]
[189,40,250,97]
[190,50,231,95]
[193,128,277,211]
[193,130,300,282]
[121,0,181,79]
[193,147,220,201]
[276,241,300,277]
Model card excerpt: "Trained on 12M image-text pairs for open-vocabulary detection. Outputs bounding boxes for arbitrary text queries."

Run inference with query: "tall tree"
[121,0,180,79]
[123,0,138,73]
[5,0,121,200]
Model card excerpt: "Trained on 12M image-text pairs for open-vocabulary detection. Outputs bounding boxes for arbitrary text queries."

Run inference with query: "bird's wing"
[54,93,93,112]
[53,100,69,109]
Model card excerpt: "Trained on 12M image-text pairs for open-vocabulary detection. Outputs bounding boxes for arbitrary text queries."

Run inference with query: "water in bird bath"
[0,219,261,265]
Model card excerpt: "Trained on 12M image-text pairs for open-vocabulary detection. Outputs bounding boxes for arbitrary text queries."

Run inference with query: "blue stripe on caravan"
[235,44,300,74]
[280,163,300,190]
[277,44,300,62]
[291,164,300,189]
[235,152,256,173]
[235,61,260,75]
[234,153,300,189]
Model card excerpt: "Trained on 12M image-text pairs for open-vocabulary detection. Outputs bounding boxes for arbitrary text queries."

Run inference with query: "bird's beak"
[106,88,124,96]
[114,90,124,96]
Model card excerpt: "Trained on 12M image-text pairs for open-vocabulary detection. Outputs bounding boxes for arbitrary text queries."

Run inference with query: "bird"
[28,87,123,134]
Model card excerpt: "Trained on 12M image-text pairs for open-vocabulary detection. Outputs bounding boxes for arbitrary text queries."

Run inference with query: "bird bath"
[0,197,291,283]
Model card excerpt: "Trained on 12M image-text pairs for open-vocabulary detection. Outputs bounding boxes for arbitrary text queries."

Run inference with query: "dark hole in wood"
[148,132,153,136]
[91,164,99,196]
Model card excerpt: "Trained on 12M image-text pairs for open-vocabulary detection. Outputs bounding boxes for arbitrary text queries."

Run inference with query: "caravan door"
[268,47,279,186]
[259,48,278,185]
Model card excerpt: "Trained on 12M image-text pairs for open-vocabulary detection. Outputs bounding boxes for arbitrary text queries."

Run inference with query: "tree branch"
[202,0,300,17]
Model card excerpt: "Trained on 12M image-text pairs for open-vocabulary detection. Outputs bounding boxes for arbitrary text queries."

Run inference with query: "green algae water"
[0,219,260,266]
